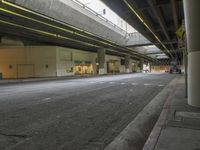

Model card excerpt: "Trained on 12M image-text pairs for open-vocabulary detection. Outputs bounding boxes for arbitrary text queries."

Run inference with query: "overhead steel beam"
[147,0,177,57]
[126,40,180,48]
[122,0,173,57]
[171,0,179,30]
[126,43,153,47]
[146,25,175,34]
[146,49,183,55]
[146,52,164,55]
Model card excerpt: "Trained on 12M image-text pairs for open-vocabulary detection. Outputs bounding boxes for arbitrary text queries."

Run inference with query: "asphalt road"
[0,73,175,150]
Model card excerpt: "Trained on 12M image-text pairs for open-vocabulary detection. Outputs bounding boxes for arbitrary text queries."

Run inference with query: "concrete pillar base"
[188,51,200,107]
[140,59,144,72]
[126,69,130,73]
[99,68,105,75]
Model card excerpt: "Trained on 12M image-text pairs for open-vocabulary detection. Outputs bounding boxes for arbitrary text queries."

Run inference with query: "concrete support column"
[97,48,106,75]
[183,52,188,98]
[183,0,200,107]
[125,55,130,73]
[140,59,144,72]
[149,63,152,72]
[182,53,185,73]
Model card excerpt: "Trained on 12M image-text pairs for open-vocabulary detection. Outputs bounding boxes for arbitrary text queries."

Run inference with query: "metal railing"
[70,0,152,45]
[70,0,128,35]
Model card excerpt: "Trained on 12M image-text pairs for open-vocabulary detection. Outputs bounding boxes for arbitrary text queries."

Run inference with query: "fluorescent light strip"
[123,0,172,57]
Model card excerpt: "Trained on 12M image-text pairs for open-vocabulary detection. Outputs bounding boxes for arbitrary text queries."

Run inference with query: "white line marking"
[42,98,51,101]
[121,82,125,85]
[132,83,138,85]
[158,84,164,87]
[144,83,152,86]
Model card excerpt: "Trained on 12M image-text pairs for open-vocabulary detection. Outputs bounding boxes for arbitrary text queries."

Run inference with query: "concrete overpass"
[0,0,200,150]
[0,0,157,61]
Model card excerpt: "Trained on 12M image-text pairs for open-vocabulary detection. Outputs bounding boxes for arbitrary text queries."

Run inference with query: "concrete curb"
[104,76,178,150]
[0,75,101,85]
[143,76,179,150]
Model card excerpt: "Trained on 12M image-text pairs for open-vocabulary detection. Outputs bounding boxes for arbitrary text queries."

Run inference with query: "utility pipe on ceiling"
[147,0,177,58]
[123,0,173,58]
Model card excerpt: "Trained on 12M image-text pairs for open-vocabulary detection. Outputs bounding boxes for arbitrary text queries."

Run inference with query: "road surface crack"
[0,132,28,138]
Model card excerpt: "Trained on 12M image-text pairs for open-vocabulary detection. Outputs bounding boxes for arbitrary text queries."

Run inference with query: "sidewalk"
[144,75,200,150]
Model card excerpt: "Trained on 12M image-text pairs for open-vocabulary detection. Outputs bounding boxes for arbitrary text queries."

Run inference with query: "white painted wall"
[106,55,125,73]
[0,45,133,78]
[73,50,97,74]
[56,47,97,76]
[130,60,139,72]
[28,46,57,77]
[56,47,74,77]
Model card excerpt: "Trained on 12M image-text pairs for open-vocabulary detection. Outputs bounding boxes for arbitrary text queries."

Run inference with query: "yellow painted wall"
[0,46,57,78]
[0,48,27,78]
[151,66,170,72]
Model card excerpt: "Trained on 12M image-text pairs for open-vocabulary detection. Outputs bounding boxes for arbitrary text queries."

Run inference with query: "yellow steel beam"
[0,19,99,47]
[123,0,172,57]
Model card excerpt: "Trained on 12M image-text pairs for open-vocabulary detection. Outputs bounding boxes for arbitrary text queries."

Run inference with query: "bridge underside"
[101,0,184,61]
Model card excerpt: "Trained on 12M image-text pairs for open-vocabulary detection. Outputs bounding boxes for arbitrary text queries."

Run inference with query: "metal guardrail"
[71,0,128,35]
